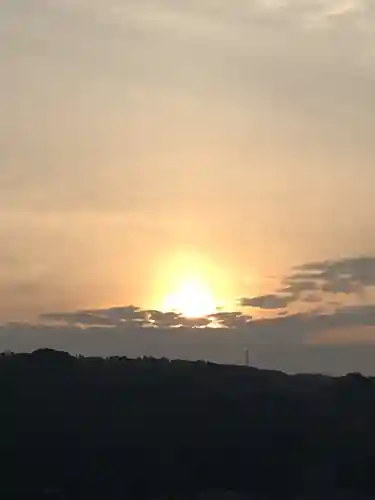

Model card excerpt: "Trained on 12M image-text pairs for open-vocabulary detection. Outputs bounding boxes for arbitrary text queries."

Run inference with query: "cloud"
[324,0,364,18]
[5,249,375,375]
[329,304,375,328]
[41,311,112,327]
[42,306,213,329]
[257,0,365,19]
[247,256,375,310]
[301,293,322,303]
[298,256,375,282]
[290,256,375,295]
[279,279,319,297]
[37,255,375,336]
[41,305,149,327]
[37,300,375,339]
[239,294,292,309]
[4,305,375,374]
[211,311,252,328]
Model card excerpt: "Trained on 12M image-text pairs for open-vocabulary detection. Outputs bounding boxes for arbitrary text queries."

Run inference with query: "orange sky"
[1,0,375,324]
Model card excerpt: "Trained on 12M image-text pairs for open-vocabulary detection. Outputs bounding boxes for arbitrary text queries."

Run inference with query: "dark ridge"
[1,350,375,499]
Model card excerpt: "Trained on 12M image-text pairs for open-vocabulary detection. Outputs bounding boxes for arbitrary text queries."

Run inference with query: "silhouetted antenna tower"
[244,348,249,367]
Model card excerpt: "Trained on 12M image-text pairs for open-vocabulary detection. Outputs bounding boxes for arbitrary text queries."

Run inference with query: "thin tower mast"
[244,348,249,367]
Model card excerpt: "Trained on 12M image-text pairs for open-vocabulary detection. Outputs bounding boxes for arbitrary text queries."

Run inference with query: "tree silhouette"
[1,350,375,499]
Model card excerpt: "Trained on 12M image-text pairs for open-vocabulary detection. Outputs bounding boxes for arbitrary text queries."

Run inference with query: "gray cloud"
[301,293,322,303]
[36,300,375,339]
[42,307,213,329]
[279,279,320,297]
[297,256,375,282]
[246,256,375,310]
[290,256,375,295]
[211,311,252,328]
[239,294,293,309]
[3,303,375,374]
[41,305,149,327]
[3,256,375,375]
[41,311,112,327]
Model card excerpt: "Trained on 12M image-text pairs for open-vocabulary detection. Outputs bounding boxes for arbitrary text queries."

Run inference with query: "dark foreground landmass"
[1,349,375,500]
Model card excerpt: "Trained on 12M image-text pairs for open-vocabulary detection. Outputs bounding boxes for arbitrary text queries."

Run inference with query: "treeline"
[1,349,375,499]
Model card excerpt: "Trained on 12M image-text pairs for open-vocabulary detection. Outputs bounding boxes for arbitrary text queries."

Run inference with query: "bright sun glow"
[162,277,218,318]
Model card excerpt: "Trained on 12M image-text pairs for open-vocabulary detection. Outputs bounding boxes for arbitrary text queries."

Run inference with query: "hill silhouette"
[1,349,375,499]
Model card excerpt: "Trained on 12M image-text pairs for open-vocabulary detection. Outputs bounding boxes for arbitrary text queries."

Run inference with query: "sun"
[152,250,233,318]
[162,277,218,318]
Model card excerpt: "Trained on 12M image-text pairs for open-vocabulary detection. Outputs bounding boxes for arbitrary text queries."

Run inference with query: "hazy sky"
[1,0,375,372]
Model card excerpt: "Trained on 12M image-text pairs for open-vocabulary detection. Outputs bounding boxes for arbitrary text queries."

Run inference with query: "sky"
[1,0,375,373]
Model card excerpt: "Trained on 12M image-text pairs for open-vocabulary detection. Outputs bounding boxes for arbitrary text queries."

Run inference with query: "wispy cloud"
[239,294,293,310]
[288,256,375,296]
[4,301,375,374]
[257,0,365,16]
[326,0,363,17]
[3,253,375,374]
[241,256,375,310]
